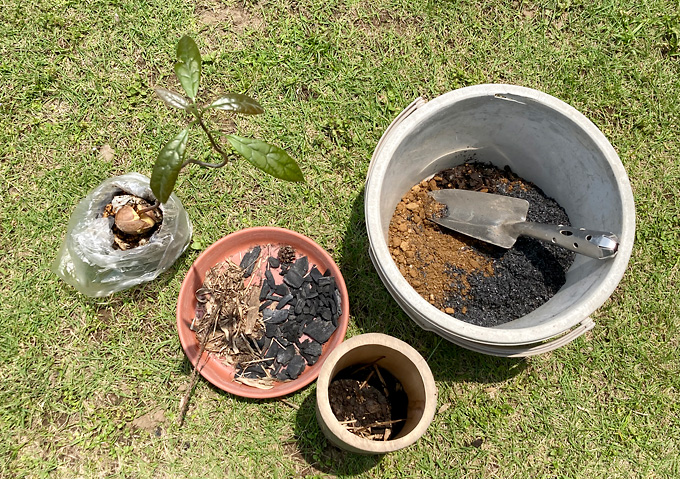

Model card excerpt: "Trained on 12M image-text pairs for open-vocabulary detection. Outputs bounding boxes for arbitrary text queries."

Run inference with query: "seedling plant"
[150,35,305,205]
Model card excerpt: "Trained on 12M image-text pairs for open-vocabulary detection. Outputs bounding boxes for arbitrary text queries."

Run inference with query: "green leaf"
[226,135,304,182]
[151,129,189,203]
[154,88,190,110]
[174,35,201,100]
[208,93,264,115]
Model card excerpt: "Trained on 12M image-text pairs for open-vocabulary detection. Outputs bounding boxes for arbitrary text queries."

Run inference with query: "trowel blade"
[428,189,530,249]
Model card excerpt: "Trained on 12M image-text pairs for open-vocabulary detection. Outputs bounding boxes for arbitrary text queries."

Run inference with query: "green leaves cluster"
[150,35,304,204]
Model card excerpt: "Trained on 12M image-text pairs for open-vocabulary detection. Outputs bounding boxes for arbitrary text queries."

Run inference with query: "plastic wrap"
[52,173,192,297]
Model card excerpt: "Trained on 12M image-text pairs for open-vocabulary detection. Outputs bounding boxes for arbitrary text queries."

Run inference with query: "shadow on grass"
[291,390,382,476]
[337,188,527,385]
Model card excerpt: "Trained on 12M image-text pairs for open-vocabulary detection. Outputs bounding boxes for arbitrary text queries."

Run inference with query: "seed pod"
[114,205,156,235]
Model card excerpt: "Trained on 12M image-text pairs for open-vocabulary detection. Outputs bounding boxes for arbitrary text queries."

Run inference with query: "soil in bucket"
[328,363,408,441]
[388,162,575,327]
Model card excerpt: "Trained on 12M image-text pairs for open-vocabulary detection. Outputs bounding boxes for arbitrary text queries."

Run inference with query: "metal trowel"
[428,189,619,260]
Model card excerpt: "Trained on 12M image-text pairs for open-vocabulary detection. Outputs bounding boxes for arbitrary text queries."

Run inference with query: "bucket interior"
[366,86,634,342]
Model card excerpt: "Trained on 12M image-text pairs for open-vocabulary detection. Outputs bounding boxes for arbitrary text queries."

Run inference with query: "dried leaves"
[191,260,263,364]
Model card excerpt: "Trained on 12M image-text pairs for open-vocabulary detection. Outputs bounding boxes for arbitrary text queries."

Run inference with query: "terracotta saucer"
[176,227,350,399]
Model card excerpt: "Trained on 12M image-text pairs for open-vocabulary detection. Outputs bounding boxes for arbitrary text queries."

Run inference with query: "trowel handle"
[512,222,619,260]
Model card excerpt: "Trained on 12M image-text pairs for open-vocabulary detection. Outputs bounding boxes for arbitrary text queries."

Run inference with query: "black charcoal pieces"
[240,362,268,379]
[239,246,261,278]
[285,355,306,380]
[265,322,281,338]
[276,344,296,365]
[283,269,304,289]
[309,266,323,283]
[302,319,337,343]
[250,247,343,385]
[265,269,276,289]
[276,293,294,309]
[263,308,289,324]
[268,256,280,268]
[298,339,323,365]
[290,256,309,277]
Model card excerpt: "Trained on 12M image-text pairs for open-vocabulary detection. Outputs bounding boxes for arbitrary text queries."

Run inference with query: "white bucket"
[365,85,635,356]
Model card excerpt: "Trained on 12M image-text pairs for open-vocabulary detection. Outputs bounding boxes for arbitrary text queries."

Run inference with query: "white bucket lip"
[365,84,635,346]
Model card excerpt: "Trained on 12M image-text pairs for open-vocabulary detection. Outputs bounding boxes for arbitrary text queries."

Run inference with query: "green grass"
[1,0,679,477]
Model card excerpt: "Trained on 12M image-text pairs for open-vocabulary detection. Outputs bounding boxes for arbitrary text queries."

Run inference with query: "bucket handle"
[366,97,427,187]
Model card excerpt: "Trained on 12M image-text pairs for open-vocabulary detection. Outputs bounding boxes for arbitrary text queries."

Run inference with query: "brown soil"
[388,178,494,313]
[388,162,574,325]
[329,364,408,441]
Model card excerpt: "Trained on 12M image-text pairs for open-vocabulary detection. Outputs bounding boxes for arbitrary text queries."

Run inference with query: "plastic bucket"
[365,85,635,356]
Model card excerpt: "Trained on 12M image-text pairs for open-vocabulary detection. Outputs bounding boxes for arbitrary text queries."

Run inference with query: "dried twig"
[178,333,211,427]
[278,398,300,410]
[359,370,375,390]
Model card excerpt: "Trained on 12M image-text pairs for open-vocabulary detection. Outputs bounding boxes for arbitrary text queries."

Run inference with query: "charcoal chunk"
[320,307,332,322]
[275,368,289,381]
[265,322,280,338]
[264,341,281,359]
[309,266,323,283]
[302,319,337,343]
[274,284,289,296]
[299,339,323,365]
[259,282,270,301]
[239,246,261,278]
[291,256,309,277]
[272,361,283,377]
[276,344,295,365]
[286,355,306,380]
[306,285,319,299]
[241,362,267,379]
[268,256,280,268]
[267,309,289,324]
[259,299,273,311]
[265,269,276,288]
[294,299,305,315]
[276,293,294,309]
[283,269,304,289]
[281,320,301,342]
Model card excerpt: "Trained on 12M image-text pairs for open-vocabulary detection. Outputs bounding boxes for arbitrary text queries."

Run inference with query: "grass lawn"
[1,0,679,477]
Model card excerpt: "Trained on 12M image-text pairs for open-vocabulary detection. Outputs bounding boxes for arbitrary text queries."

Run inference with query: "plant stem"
[191,111,232,168]
[184,158,229,168]
[138,201,160,214]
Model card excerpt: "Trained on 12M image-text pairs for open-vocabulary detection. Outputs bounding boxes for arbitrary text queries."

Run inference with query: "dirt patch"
[388,179,493,314]
[132,409,165,433]
[389,162,575,326]
[196,3,263,33]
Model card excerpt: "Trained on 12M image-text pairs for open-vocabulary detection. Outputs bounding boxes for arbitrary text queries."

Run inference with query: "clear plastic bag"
[52,172,193,297]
